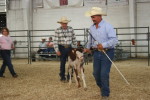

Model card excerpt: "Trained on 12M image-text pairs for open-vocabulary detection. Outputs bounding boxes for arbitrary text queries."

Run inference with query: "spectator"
[47,37,55,53]
[37,38,47,54]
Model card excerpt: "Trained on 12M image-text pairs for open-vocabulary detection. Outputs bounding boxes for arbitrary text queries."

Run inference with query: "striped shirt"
[0,35,14,50]
[53,26,76,52]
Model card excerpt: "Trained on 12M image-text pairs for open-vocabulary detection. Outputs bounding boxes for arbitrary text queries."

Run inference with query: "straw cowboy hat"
[41,37,46,40]
[85,7,107,17]
[57,16,71,23]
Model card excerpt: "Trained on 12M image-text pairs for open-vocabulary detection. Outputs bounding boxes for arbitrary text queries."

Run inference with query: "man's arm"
[72,28,77,47]
[53,29,61,56]
[102,24,118,48]
[53,29,59,52]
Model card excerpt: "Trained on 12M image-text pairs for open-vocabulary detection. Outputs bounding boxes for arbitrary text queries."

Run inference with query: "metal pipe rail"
[6,27,149,65]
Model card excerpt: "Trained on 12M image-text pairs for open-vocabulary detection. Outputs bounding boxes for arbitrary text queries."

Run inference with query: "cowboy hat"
[57,16,71,23]
[85,7,107,17]
[41,37,46,40]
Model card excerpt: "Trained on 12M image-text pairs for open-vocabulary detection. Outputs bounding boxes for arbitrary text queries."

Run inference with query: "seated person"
[37,38,47,54]
[46,37,55,53]
[77,41,84,49]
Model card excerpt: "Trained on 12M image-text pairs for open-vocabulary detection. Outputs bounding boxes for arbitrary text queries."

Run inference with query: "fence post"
[27,30,30,64]
[148,27,150,66]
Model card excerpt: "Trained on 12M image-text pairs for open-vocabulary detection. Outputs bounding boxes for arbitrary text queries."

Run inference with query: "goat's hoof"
[84,87,87,91]
[78,85,81,88]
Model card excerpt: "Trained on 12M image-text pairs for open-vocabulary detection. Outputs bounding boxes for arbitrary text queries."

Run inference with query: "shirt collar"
[93,19,104,28]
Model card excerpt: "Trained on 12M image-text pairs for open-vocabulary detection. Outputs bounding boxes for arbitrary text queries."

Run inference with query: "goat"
[67,48,87,90]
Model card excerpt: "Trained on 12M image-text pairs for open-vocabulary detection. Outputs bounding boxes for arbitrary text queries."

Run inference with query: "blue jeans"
[93,49,114,97]
[0,50,16,76]
[58,45,71,79]
[47,48,55,53]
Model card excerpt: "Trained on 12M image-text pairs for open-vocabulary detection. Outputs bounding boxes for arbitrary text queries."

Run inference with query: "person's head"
[60,23,68,29]
[1,27,9,36]
[41,38,46,43]
[57,16,71,29]
[77,41,81,45]
[85,7,106,25]
[91,15,102,25]
[49,37,52,41]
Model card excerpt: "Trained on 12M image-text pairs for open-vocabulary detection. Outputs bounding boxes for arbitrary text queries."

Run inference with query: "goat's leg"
[68,67,72,87]
[74,68,81,88]
[81,67,87,90]
[73,68,78,86]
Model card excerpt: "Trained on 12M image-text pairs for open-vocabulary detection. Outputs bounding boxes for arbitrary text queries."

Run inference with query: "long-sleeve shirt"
[86,20,118,49]
[53,26,76,52]
[0,35,14,50]
[39,42,47,49]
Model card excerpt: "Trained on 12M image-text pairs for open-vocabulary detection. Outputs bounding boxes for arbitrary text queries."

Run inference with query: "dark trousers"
[93,49,114,97]
[58,45,71,79]
[0,50,16,76]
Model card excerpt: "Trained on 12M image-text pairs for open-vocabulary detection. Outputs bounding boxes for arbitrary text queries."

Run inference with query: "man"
[53,16,76,82]
[84,7,118,100]
[37,38,47,54]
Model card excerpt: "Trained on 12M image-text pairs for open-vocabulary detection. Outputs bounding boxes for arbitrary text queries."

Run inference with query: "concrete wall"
[5,0,150,58]
[136,1,150,57]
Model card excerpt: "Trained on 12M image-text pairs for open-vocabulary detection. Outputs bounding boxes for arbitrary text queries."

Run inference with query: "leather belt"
[92,48,113,52]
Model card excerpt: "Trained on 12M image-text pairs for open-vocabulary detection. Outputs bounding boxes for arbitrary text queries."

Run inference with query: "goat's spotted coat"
[67,48,87,90]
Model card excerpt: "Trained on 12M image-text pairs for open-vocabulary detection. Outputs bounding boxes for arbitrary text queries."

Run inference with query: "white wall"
[136,2,150,57]
[6,0,28,58]
[6,0,150,58]
[33,6,129,30]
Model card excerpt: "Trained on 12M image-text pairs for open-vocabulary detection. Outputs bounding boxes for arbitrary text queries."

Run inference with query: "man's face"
[91,15,102,24]
[42,39,46,42]
[61,23,68,29]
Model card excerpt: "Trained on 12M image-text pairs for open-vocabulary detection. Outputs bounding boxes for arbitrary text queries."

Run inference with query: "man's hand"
[97,44,104,50]
[56,51,61,56]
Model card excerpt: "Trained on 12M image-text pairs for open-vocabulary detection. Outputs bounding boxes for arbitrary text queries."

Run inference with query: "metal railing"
[7,27,150,65]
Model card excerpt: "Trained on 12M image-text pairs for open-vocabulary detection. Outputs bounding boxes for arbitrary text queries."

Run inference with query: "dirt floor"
[0,59,150,100]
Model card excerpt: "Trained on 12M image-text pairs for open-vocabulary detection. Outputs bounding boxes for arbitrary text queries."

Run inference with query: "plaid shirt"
[53,26,76,52]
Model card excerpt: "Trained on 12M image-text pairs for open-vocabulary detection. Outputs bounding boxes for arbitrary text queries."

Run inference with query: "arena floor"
[0,59,150,100]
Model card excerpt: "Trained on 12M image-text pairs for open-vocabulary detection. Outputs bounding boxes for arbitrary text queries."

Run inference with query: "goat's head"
[76,51,83,61]
[69,48,84,62]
